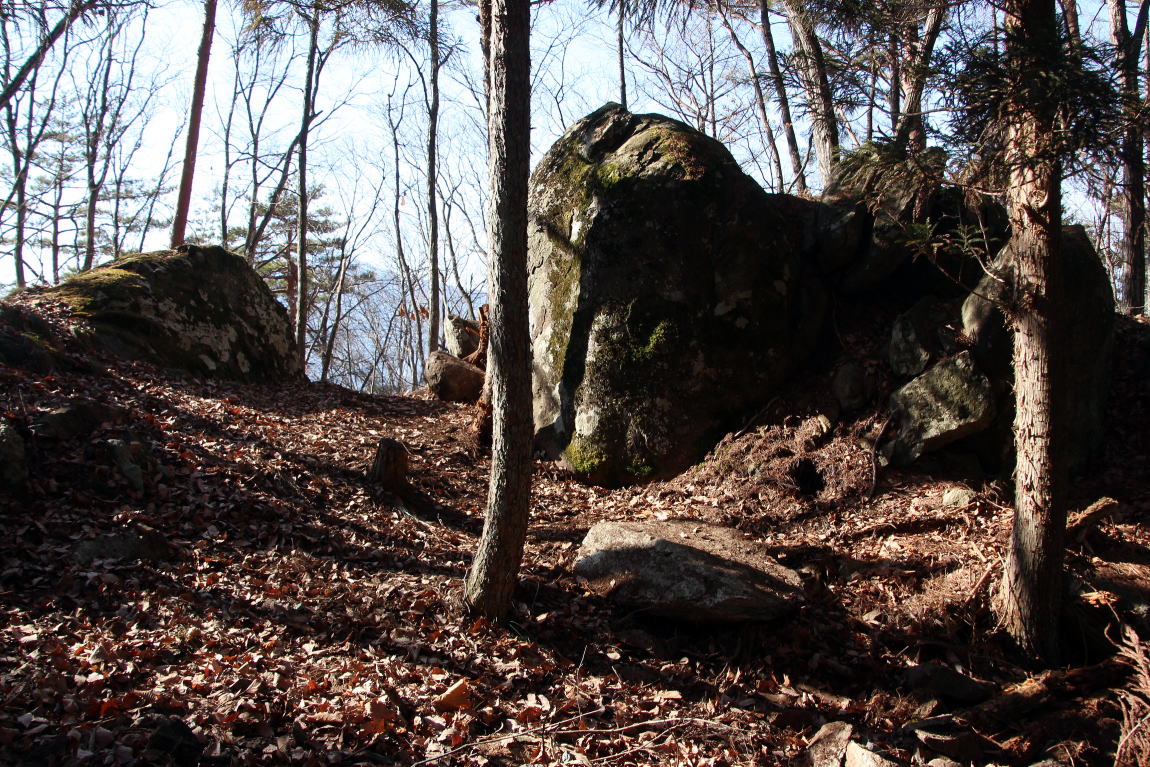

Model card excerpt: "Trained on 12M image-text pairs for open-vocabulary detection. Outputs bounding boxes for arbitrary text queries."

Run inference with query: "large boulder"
[885,351,996,465]
[38,245,301,381]
[425,351,484,403]
[528,104,825,485]
[961,225,1114,470]
[574,520,803,622]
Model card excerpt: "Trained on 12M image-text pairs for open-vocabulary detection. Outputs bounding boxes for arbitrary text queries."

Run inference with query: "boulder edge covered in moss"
[39,245,303,381]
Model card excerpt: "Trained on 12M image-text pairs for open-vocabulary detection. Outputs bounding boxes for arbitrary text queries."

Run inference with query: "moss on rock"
[38,245,302,381]
[528,103,826,486]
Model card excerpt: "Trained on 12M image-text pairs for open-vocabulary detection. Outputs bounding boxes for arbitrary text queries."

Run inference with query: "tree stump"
[368,437,408,491]
[463,304,490,370]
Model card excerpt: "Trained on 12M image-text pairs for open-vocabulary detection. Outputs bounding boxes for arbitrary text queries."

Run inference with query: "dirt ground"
[1,292,1149,766]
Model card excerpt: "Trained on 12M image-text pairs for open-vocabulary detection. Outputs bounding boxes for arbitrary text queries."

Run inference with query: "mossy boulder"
[38,245,302,381]
[528,104,825,485]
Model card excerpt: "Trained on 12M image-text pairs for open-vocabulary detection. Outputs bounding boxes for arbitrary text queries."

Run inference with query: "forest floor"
[2,293,1150,766]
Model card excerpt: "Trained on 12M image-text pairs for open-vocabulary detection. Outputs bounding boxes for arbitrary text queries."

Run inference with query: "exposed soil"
[1,292,1149,766]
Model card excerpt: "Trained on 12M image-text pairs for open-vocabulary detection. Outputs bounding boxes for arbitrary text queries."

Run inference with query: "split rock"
[574,520,802,622]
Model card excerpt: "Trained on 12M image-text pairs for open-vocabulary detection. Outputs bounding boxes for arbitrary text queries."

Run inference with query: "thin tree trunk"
[170,0,217,247]
[719,8,783,191]
[464,0,533,619]
[1110,0,1148,314]
[888,32,901,135]
[320,248,349,382]
[427,0,442,353]
[996,0,1068,664]
[295,10,319,369]
[757,0,805,192]
[617,4,627,109]
[1061,0,1082,54]
[894,4,946,153]
[778,0,838,186]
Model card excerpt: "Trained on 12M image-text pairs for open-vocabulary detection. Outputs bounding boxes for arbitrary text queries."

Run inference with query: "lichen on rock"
[36,245,302,382]
[528,103,826,485]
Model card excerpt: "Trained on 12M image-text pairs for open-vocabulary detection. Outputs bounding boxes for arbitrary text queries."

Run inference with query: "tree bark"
[427,0,442,353]
[170,0,217,248]
[1110,0,1148,314]
[464,0,533,619]
[996,0,1068,664]
[719,8,783,191]
[893,4,946,153]
[617,4,627,109]
[758,0,806,193]
[295,9,320,370]
[778,0,838,186]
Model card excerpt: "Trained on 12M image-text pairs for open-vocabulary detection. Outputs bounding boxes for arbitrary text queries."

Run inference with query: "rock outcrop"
[960,225,1114,470]
[574,520,803,622]
[885,351,996,465]
[528,103,825,485]
[425,351,484,403]
[444,315,480,359]
[38,245,302,381]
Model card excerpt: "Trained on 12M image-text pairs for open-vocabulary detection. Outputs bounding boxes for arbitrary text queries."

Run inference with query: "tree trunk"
[996,0,1068,664]
[464,0,533,619]
[617,4,627,109]
[719,8,783,191]
[320,248,349,383]
[1110,0,1148,314]
[295,9,320,370]
[893,4,946,153]
[427,0,442,354]
[778,0,838,186]
[758,0,806,192]
[170,0,217,248]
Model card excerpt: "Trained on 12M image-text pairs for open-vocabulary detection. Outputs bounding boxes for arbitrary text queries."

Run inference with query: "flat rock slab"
[574,520,803,622]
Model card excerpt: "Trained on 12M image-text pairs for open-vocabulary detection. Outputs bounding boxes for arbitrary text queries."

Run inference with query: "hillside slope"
[2,291,1149,766]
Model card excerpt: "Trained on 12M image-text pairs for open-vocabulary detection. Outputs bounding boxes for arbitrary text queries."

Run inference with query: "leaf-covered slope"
[0,292,1148,765]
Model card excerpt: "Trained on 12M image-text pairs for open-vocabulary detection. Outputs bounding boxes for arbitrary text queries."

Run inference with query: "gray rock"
[813,204,867,275]
[832,361,871,412]
[74,525,175,565]
[962,225,1114,472]
[844,743,898,767]
[425,350,484,403]
[574,520,803,622]
[886,351,995,465]
[106,439,145,492]
[41,244,302,381]
[940,487,977,509]
[529,104,825,485]
[805,722,853,767]
[889,297,955,377]
[444,315,481,358]
[0,421,28,493]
